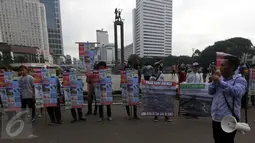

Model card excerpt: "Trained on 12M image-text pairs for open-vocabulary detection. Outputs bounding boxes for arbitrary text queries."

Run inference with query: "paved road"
[0,105,254,143]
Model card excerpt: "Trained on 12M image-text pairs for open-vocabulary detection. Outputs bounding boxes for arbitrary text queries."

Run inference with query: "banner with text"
[141,80,176,116]
[179,83,213,117]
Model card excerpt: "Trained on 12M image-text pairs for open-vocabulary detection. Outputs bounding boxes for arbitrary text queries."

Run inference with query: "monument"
[114,8,124,68]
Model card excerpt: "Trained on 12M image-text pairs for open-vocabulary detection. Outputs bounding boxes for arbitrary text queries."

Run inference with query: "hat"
[192,62,199,67]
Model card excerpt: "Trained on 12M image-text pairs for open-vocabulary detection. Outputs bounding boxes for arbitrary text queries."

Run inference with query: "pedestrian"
[98,61,112,122]
[142,62,153,81]
[186,62,203,83]
[19,65,36,122]
[47,76,63,125]
[208,55,247,143]
[150,63,171,122]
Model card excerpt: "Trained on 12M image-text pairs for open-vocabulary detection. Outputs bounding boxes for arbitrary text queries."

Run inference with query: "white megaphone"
[221,116,251,134]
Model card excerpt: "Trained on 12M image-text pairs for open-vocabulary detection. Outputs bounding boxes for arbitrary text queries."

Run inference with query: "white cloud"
[60,0,255,58]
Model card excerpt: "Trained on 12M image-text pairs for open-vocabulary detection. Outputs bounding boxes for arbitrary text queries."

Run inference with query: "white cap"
[193,62,199,66]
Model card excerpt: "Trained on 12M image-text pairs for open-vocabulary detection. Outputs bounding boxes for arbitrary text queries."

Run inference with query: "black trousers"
[251,95,255,106]
[99,105,111,118]
[70,108,83,119]
[47,99,62,122]
[21,98,35,119]
[212,121,236,143]
[87,92,98,113]
[125,105,137,117]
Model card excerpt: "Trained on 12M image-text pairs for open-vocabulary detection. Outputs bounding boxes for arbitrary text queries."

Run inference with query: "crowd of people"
[0,54,254,142]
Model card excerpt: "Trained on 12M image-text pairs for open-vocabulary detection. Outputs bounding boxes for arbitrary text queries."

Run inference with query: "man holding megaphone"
[208,55,248,143]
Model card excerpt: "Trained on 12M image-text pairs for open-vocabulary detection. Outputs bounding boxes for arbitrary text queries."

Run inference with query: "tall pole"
[120,22,124,67]
[114,22,118,66]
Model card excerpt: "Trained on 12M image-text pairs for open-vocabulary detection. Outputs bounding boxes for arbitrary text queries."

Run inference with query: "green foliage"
[130,37,254,69]
[198,37,254,68]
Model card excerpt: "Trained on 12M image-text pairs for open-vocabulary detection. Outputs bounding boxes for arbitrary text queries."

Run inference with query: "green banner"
[180,84,205,89]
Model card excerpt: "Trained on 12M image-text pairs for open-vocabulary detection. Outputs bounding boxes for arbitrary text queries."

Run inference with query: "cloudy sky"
[60,0,255,58]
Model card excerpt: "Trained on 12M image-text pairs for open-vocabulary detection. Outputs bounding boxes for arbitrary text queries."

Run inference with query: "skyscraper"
[0,0,46,50]
[96,29,109,61]
[133,0,172,57]
[40,0,64,63]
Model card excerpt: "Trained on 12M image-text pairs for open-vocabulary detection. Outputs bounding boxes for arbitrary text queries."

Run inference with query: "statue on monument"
[114,8,122,21]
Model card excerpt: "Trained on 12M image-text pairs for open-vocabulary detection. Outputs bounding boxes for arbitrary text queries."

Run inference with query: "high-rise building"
[133,0,172,57]
[40,3,51,63]
[96,29,109,47]
[0,0,46,51]
[40,0,64,63]
[118,43,134,61]
[96,29,110,61]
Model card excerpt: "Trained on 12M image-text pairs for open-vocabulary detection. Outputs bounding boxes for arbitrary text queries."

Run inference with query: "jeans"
[21,98,35,119]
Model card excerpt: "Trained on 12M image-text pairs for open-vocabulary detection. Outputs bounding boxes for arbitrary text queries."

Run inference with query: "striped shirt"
[208,74,247,122]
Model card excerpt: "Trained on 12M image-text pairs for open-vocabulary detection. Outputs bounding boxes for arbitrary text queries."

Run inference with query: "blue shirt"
[208,74,247,122]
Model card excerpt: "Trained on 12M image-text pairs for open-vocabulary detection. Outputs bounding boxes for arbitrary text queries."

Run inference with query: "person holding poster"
[0,66,8,108]
[86,66,98,116]
[19,65,36,122]
[97,62,112,122]
[0,66,15,119]
[123,66,140,120]
[46,76,63,125]
[209,55,247,143]
[150,63,171,122]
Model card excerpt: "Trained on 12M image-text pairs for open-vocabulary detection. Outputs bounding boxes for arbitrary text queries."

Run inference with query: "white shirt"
[186,72,203,83]
[150,71,165,81]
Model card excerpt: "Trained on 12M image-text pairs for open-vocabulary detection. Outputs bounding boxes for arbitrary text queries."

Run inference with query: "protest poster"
[69,71,77,87]
[122,76,139,106]
[249,68,255,95]
[4,72,13,88]
[43,77,57,107]
[62,72,70,87]
[95,76,113,105]
[141,81,176,116]
[0,73,5,88]
[216,52,230,70]
[34,70,44,108]
[70,79,84,108]
[41,68,50,84]
[5,80,21,111]
[179,83,213,117]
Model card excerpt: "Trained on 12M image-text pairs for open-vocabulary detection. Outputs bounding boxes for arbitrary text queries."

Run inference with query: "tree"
[128,54,140,68]
[198,37,254,68]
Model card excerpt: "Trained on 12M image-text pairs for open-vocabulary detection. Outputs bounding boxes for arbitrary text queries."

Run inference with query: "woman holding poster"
[150,63,172,122]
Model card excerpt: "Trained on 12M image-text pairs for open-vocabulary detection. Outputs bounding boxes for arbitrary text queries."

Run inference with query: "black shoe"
[133,116,140,120]
[86,112,92,116]
[94,112,98,115]
[57,120,64,124]
[79,118,86,121]
[70,119,77,123]
[48,122,55,126]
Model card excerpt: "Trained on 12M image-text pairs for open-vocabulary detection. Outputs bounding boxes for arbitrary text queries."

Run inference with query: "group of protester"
[0,54,253,143]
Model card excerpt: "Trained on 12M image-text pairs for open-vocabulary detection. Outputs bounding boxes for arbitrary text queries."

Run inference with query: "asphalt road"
[0,105,254,143]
